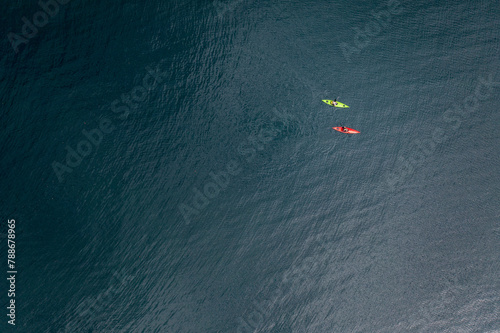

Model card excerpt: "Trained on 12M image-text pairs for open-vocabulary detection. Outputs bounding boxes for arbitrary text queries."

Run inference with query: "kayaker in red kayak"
[332,126,360,134]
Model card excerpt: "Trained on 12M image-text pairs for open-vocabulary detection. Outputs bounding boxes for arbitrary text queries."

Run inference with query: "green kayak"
[322,99,349,108]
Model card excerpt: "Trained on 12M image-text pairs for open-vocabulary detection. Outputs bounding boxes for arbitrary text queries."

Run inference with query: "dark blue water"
[1,0,499,332]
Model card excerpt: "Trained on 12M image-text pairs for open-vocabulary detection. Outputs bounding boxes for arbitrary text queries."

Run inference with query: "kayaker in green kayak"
[322,99,349,108]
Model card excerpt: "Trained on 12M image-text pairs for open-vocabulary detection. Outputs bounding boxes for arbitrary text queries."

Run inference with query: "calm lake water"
[1,0,499,332]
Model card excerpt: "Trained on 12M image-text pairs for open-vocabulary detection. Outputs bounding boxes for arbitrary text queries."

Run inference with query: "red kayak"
[332,126,360,134]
